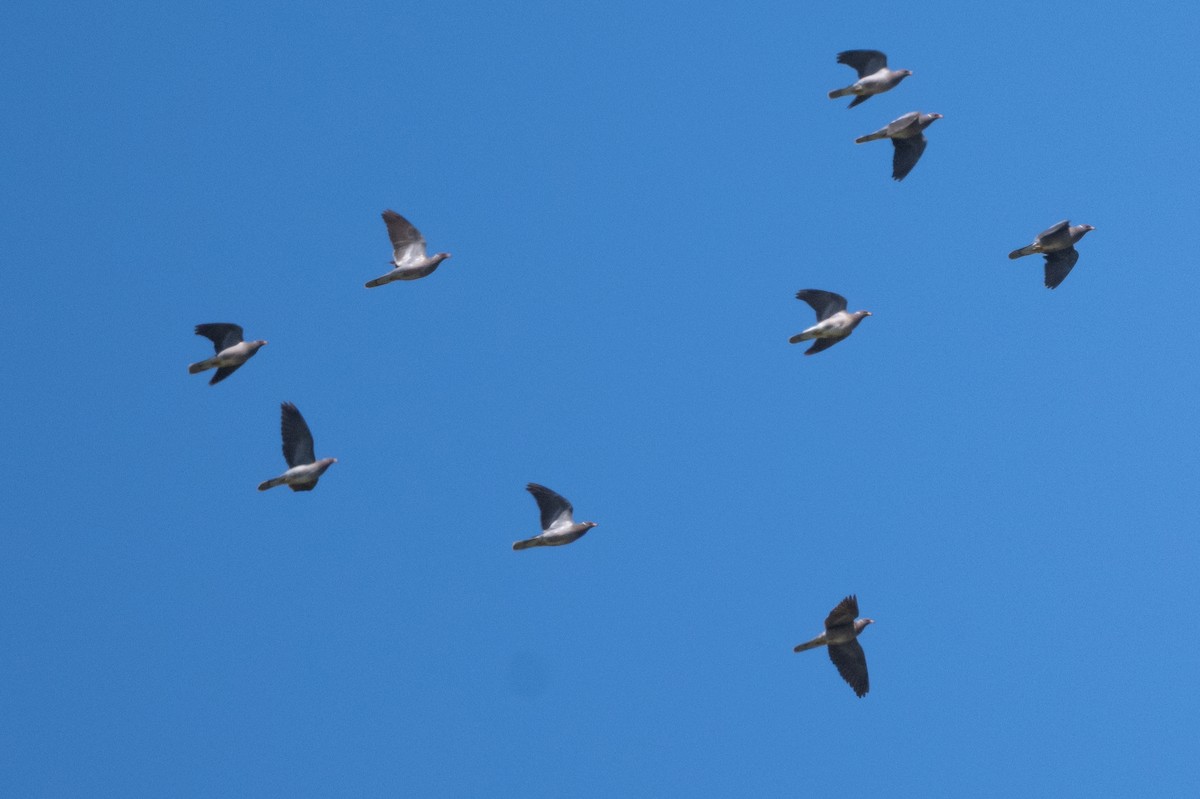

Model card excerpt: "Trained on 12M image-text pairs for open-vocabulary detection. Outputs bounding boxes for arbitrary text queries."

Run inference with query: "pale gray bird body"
[1008,220,1095,289]
[793,595,874,698]
[855,111,943,180]
[257,402,337,492]
[188,323,267,385]
[512,483,598,550]
[789,290,871,355]
[364,210,451,287]
[828,50,912,108]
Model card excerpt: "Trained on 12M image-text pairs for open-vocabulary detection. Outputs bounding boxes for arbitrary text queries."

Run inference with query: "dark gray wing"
[382,210,427,262]
[195,323,244,353]
[805,337,842,355]
[280,402,316,467]
[846,94,871,109]
[827,640,870,697]
[289,482,317,492]
[1037,220,1073,247]
[1043,248,1080,289]
[526,483,574,531]
[209,365,242,385]
[892,135,928,181]
[824,595,859,632]
[795,290,848,321]
[837,50,887,77]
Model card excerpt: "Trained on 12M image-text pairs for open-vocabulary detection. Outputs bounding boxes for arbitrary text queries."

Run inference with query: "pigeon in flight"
[793,595,874,698]
[257,402,337,492]
[364,210,452,287]
[828,50,912,108]
[512,483,598,550]
[1008,220,1095,289]
[855,111,943,181]
[188,324,267,385]
[789,290,871,355]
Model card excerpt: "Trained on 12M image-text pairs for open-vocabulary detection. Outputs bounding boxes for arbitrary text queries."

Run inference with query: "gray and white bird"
[512,483,598,551]
[793,595,874,698]
[364,210,452,287]
[855,111,943,181]
[1008,220,1095,289]
[257,402,337,492]
[828,50,912,108]
[789,290,871,355]
[188,324,267,385]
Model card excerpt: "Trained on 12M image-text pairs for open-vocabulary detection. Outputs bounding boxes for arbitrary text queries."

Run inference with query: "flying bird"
[855,111,943,181]
[789,290,871,355]
[793,595,874,698]
[512,483,598,550]
[188,324,267,385]
[364,210,452,287]
[828,50,912,108]
[1008,220,1095,289]
[257,402,337,492]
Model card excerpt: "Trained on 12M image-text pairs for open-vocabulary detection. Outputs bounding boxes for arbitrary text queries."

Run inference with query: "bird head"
[857,310,873,318]
[856,618,875,634]
[253,340,268,348]
[900,69,913,77]
[585,521,598,529]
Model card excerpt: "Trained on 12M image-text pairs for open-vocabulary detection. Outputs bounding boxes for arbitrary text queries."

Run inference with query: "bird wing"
[804,337,842,356]
[382,210,428,263]
[824,595,859,630]
[827,640,870,697]
[837,50,887,77]
[891,135,928,181]
[1043,248,1080,289]
[886,111,922,136]
[209,364,243,385]
[526,483,575,531]
[280,402,316,467]
[1036,220,1072,247]
[195,323,244,354]
[795,290,848,321]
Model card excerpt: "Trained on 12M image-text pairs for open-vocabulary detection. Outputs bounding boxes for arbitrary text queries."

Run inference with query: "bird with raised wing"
[188,324,267,385]
[793,595,874,698]
[257,402,337,492]
[512,483,598,550]
[828,50,912,108]
[364,210,452,287]
[1008,220,1095,289]
[789,290,871,355]
[855,111,943,181]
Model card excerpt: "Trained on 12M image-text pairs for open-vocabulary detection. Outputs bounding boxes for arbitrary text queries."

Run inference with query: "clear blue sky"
[3,1,1199,796]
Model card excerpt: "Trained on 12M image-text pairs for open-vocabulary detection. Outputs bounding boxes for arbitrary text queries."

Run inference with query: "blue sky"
[3,1,1199,796]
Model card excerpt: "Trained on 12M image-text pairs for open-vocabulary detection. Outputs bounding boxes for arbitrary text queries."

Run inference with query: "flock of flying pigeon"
[187,50,1096,698]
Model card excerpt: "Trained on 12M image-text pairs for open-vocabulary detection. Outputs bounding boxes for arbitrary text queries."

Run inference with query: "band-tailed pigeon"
[257,402,337,492]
[1008,220,1095,289]
[793,595,874,698]
[188,324,267,385]
[828,50,912,108]
[789,290,871,355]
[364,210,452,287]
[512,483,598,550]
[855,111,942,181]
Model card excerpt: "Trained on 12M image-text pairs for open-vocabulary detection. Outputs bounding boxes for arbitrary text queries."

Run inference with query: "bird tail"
[788,332,814,344]
[188,359,213,374]
[258,477,286,491]
[1009,246,1036,260]
[828,87,850,99]
[855,131,887,144]
[512,537,541,551]
[364,275,390,288]
[793,637,825,653]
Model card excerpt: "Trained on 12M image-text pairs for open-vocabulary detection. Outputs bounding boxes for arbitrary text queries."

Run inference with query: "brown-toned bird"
[793,595,874,697]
